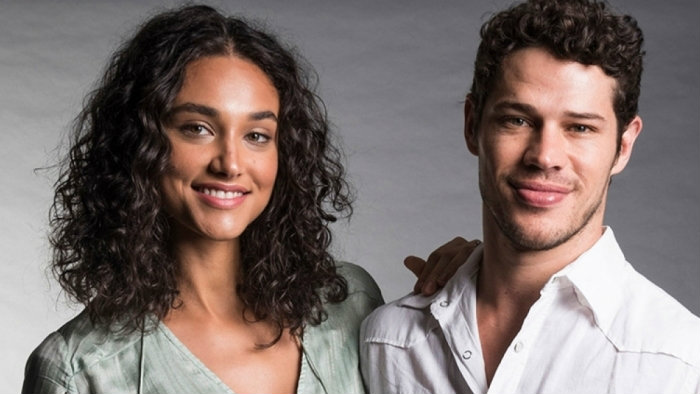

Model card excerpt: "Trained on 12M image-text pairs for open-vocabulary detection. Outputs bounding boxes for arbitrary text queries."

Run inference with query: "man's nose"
[522,122,567,170]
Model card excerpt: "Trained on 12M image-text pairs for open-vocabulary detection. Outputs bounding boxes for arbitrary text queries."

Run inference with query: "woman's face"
[160,55,279,242]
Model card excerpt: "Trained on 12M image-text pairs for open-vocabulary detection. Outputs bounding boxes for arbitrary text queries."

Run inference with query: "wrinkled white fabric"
[361,228,700,394]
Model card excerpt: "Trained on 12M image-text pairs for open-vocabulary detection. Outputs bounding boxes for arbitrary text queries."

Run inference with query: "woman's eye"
[246,132,271,144]
[180,124,211,136]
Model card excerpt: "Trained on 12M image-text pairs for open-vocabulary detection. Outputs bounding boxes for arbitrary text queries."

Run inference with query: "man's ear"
[611,115,642,175]
[464,95,479,156]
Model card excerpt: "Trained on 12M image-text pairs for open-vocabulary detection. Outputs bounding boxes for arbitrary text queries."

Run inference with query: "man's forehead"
[487,47,617,113]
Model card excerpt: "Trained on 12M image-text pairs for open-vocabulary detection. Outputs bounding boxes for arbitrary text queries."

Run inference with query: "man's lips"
[511,181,570,207]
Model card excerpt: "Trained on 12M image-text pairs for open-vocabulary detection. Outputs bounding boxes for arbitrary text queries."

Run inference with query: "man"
[360,0,700,392]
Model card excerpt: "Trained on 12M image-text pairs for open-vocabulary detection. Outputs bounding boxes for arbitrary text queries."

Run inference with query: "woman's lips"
[193,185,249,209]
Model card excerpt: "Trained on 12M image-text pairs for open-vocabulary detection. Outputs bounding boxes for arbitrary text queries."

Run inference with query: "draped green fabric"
[23,263,383,394]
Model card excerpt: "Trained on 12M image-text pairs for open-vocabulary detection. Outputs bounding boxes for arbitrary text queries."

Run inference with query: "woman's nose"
[209,137,241,178]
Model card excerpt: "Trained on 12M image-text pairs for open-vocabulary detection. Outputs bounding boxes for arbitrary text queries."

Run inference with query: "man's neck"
[478,217,605,306]
[475,213,606,385]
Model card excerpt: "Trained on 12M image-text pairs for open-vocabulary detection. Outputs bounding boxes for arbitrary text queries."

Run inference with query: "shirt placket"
[487,283,557,394]
[431,280,487,394]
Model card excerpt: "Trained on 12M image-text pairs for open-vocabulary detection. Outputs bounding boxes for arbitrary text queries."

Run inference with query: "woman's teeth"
[201,188,243,199]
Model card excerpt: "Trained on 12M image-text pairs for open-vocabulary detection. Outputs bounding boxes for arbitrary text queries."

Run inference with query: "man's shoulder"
[610,267,700,367]
[361,292,438,348]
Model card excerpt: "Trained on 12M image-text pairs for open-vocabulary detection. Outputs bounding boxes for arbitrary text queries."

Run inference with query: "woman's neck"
[170,233,244,320]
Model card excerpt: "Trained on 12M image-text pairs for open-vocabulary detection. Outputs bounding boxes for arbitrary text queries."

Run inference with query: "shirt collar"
[396,228,628,333]
[548,226,628,332]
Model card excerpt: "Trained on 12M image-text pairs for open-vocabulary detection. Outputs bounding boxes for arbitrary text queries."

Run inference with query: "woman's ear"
[464,95,479,155]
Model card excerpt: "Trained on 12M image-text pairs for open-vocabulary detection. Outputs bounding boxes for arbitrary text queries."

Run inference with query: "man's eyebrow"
[492,101,606,121]
[562,111,606,121]
[492,101,537,114]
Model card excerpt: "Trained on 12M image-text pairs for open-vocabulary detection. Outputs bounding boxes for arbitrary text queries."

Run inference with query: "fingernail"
[423,281,436,295]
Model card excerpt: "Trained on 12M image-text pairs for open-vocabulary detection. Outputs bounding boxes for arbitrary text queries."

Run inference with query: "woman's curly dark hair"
[50,4,351,340]
[470,0,644,147]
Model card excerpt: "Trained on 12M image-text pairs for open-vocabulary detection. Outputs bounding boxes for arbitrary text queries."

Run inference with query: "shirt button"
[514,341,524,353]
[462,350,472,360]
[439,300,449,307]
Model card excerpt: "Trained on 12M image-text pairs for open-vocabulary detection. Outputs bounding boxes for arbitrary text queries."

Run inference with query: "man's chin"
[500,224,575,252]
[510,235,569,252]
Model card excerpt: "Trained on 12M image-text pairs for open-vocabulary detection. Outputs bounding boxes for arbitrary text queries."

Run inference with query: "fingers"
[419,237,481,296]
[404,256,427,293]
[406,237,482,296]
[404,255,426,278]
[419,237,467,295]
[409,237,463,295]
[435,242,475,286]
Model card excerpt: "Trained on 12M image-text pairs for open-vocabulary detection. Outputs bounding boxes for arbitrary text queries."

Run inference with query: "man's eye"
[570,124,591,133]
[504,117,528,127]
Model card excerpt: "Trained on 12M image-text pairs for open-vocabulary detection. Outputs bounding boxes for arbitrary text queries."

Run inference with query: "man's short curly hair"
[50,5,351,342]
[470,0,644,145]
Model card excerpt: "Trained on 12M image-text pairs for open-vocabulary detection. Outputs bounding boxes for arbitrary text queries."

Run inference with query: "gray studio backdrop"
[1,0,698,390]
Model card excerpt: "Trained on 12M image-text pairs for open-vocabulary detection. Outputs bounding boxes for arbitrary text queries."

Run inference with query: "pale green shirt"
[23,263,383,394]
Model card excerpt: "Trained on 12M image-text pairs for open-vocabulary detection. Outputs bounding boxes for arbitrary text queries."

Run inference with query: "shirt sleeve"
[359,320,374,393]
[22,332,75,394]
[360,310,391,394]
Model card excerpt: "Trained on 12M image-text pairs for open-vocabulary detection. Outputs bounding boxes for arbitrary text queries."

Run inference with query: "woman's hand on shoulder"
[404,237,481,296]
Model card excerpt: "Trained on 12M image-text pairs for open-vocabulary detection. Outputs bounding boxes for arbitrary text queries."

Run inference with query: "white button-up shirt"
[361,228,700,394]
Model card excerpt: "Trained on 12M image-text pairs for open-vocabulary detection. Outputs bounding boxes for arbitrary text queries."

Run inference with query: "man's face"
[465,47,641,251]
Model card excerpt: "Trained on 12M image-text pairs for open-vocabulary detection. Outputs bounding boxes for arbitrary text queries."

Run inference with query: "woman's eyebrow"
[249,111,278,122]
[168,102,218,117]
[166,104,277,122]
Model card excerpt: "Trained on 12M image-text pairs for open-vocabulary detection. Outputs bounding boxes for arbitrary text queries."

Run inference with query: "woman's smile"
[191,182,249,209]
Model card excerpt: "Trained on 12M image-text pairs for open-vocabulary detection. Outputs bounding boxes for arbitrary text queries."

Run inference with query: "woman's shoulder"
[301,262,382,394]
[23,310,143,392]
[35,309,142,359]
[335,261,383,304]
[315,262,384,327]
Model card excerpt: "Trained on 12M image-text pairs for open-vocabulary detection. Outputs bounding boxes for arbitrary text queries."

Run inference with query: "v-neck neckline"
[157,322,237,393]
[156,321,309,394]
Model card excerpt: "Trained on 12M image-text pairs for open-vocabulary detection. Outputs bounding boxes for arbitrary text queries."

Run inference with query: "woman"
[22,5,473,394]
